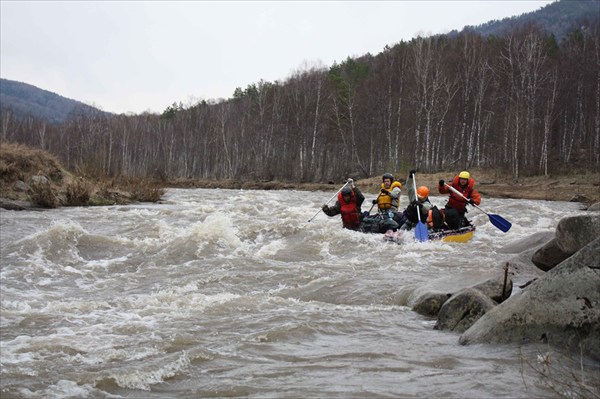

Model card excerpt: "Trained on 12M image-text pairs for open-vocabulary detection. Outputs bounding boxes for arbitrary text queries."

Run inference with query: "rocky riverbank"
[403,210,600,362]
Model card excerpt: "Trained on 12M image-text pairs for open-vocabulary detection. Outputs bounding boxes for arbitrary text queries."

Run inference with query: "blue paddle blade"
[489,214,512,232]
[415,221,429,242]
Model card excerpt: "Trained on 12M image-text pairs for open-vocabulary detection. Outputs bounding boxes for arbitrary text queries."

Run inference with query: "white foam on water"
[255,238,287,257]
[84,255,131,269]
[109,351,192,391]
[182,212,244,253]
[0,335,39,366]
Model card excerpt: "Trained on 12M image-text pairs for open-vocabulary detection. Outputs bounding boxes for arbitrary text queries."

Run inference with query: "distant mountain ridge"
[453,0,599,40]
[1,0,597,125]
[0,78,109,124]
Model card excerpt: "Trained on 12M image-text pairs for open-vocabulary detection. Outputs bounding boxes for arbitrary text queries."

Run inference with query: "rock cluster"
[407,203,600,360]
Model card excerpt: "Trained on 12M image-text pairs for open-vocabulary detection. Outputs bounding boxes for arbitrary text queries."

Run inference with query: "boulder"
[531,214,599,271]
[459,238,600,360]
[555,214,600,255]
[504,246,546,291]
[588,202,600,212]
[407,272,493,317]
[497,231,554,254]
[531,238,570,272]
[412,292,451,317]
[408,271,512,317]
[0,198,28,211]
[569,194,589,203]
[434,288,497,333]
[471,273,513,303]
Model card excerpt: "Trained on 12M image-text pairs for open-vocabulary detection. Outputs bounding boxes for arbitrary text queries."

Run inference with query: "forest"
[1,22,599,183]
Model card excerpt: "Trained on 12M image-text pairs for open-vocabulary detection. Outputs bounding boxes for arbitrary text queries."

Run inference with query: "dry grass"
[520,346,600,399]
[64,178,93,206]
[0,141,165,207]
[27,179,59,208]
[124,178,166,203]
[0,142,64,184]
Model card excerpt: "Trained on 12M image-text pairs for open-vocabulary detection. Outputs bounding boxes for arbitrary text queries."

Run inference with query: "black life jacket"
[406,202,428,223]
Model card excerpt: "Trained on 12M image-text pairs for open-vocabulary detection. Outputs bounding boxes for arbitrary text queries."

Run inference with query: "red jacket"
[438,176,481,214]
[337,191,361,229]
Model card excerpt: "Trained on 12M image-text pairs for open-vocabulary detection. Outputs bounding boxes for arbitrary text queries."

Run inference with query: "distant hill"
[453,0,599,41]
[0,78,110,124]
[2,0,597,126]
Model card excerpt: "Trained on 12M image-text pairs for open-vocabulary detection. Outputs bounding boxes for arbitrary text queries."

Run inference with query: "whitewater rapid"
[1,188,596,398]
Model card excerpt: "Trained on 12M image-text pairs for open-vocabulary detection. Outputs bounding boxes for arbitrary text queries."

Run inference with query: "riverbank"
[1,142,598,209]
[168,168,600,204]
[2,171,598,211]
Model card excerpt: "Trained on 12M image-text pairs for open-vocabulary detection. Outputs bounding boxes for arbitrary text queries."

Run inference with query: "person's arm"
[406,176,416,202]
[354,187,365,207]
[438,180,450,194]
[469,189,481,206]
[422,199,434,212]
[322,201,341,216]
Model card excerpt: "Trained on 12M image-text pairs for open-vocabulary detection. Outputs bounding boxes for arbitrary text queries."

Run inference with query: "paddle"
[307,180,350,222]
[367,192,382,215]
[412,173,429,242]
[444,183,512,232]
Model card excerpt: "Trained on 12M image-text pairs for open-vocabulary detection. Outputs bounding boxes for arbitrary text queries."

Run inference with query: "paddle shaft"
[368,192,382,214]
[444,182,512,232]
[411,175,420,221]
[444,183,488,216]
[307,181,350,222]
[412,174,429,241]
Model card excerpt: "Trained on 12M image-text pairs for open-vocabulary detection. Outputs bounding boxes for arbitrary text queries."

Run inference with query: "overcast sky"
[1,0,555,115]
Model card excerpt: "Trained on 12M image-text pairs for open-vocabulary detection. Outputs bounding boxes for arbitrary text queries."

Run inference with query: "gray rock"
[504,246,546,290]
[569,194,589,202]
[0,199,26,210]
[588,202,600,212]
[531,214,599,272]
[0,198,40,211]
[13,180,30,192]
[412,292,451,317]
[434,288,497,333]
[471,273,513,303]
[409,270,513,317]
[532,238,570,272]
[30,175,49,185]
[459,238,600,360]
[555,214,600,255]
[407,272,493,317]
[498,231,554,254]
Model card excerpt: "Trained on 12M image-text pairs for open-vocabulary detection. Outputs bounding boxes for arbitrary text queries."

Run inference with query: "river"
[1,188,597,398]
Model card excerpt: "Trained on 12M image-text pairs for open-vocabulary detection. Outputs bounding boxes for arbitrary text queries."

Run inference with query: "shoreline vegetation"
[1,141,598,210]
